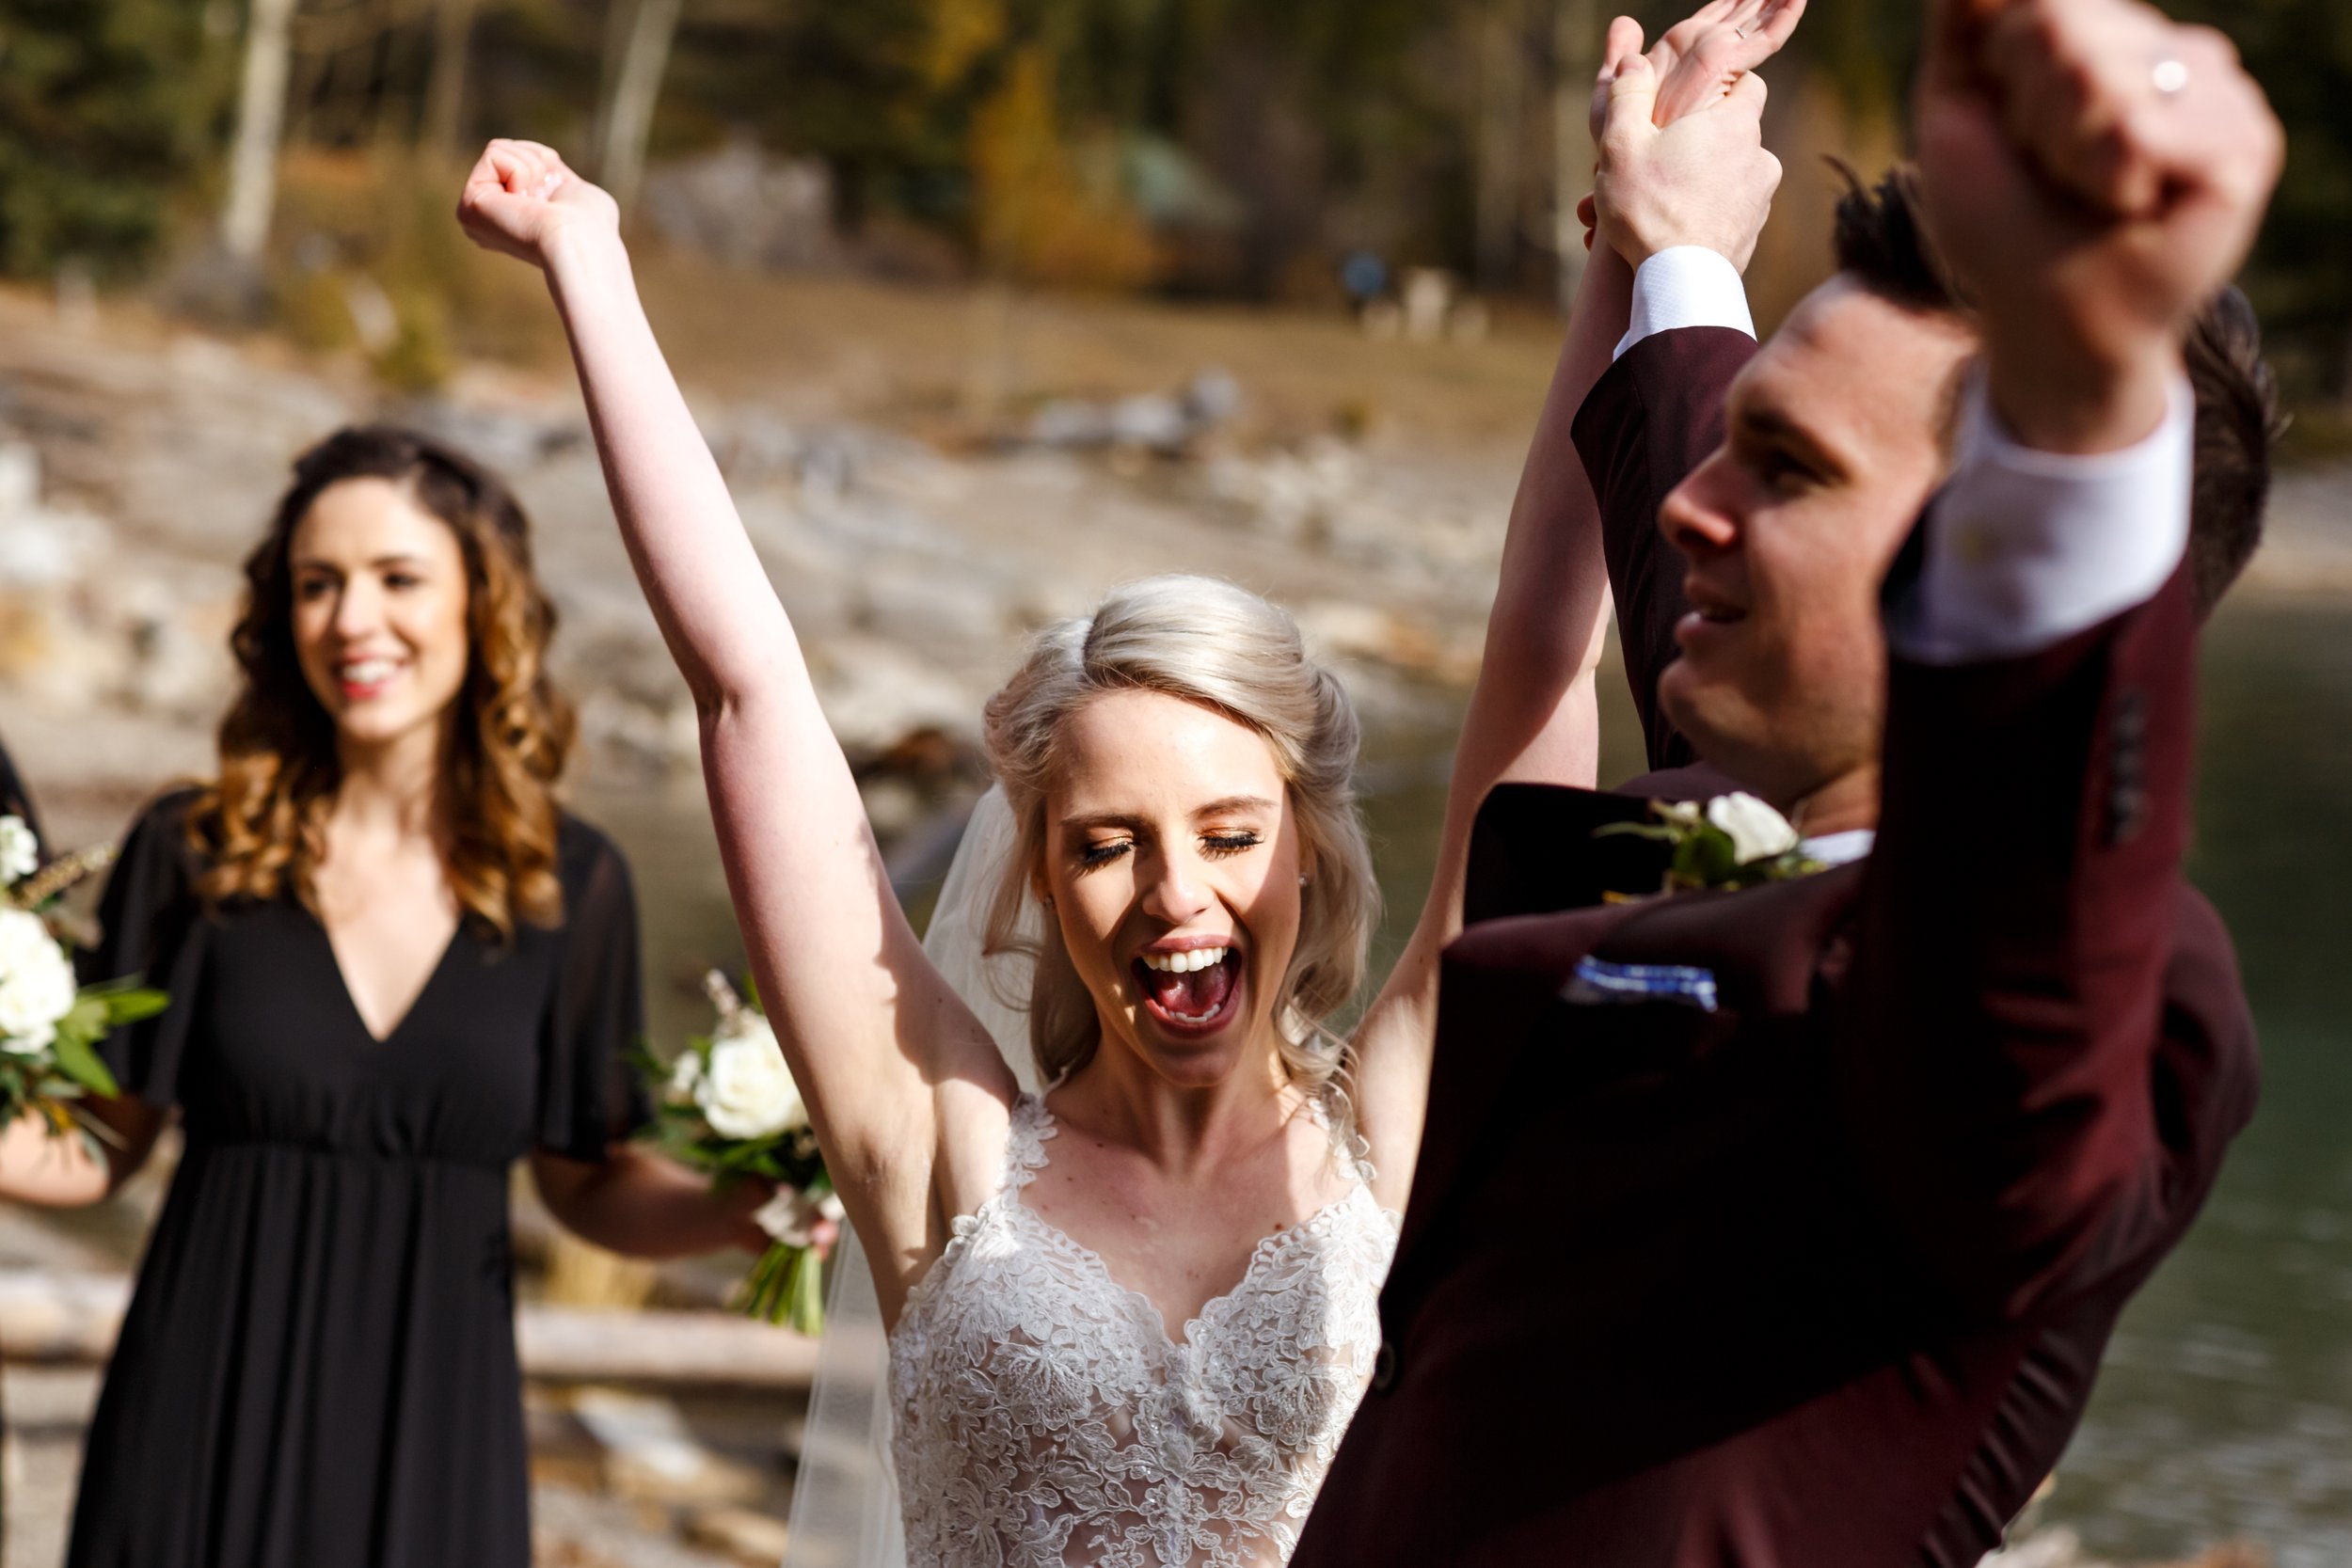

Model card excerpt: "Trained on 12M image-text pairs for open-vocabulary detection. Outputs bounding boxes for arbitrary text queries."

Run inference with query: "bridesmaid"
[46,426,769,1568]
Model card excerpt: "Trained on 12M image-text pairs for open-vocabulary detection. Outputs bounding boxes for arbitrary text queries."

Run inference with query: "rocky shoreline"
[0,283,1515,855]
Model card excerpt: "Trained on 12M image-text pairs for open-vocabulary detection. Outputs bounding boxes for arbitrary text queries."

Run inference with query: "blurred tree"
[223,0,301,263]
[969,40,1156,287]
[0,0,230,278]
[2169,0,2352,403]
[423,0,482,160]
[597,0,683,210]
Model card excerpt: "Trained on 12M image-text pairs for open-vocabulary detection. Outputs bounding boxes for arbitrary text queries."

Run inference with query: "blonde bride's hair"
[978,575,1379,1119]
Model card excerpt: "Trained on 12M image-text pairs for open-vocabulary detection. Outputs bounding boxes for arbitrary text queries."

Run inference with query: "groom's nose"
[1659,449,1744,562]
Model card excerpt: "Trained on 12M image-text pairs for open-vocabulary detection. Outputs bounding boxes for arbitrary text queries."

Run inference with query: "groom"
[1295,1,2281,1564]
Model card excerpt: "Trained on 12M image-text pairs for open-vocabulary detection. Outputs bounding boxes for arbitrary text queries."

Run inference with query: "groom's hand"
[1916,0,2283,452]
[1593,61,1781,271]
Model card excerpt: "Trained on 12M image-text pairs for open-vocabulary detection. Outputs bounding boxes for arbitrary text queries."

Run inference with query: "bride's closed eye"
[1073,830,1263,871]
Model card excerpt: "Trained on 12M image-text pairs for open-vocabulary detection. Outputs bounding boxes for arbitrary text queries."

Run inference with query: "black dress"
[0,731,34,1561]
[0,736,40,845]
[66,790,651,1568]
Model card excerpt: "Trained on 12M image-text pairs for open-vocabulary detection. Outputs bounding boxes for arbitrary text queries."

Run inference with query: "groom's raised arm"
[1839,0,2279,1322]
[1572,61,1780,771]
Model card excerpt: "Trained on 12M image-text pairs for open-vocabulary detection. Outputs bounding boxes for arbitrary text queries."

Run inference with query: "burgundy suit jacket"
[1294,328,2259,1567]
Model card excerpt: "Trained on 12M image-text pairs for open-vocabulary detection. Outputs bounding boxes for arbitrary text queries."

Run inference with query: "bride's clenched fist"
[457,139,618,269]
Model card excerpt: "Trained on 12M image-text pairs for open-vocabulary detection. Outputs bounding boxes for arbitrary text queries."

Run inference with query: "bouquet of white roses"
[0,816,167,1150]
[640,972,837,1335]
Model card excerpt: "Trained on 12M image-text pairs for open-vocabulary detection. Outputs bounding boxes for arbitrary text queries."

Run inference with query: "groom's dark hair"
[1828,162,2283,622]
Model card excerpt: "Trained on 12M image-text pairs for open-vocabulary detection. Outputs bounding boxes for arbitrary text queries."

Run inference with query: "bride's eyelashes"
[1072,830,1265,872]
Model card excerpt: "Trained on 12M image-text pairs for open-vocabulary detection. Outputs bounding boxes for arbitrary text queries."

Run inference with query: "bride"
[458,8,1793,1560]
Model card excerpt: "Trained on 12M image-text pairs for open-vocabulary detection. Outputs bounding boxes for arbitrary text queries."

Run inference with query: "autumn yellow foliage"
[968,47,1159,292]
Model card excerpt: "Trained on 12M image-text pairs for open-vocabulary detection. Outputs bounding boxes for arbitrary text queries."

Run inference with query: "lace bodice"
[888,1094,1401,1567]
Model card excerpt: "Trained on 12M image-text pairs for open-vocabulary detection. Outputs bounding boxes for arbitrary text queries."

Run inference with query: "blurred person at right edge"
[1295,1,2283,1565]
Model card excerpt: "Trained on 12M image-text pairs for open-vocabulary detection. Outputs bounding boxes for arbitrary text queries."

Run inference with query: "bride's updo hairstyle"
[980,575,1379,1107]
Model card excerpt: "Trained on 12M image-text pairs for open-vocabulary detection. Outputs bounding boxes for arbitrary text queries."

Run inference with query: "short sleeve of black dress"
[85,790,212,1109]
[536,819,655,1160]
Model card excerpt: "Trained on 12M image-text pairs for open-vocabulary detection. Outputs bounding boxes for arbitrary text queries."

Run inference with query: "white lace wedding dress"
[886,1093,1402,1568]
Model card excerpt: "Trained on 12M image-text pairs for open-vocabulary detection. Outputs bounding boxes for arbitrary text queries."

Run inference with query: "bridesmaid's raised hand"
[456,139,619,270]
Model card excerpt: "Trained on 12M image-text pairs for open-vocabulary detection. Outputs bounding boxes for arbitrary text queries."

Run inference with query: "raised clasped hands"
[456,138,620,272]
[1587,0,1810,140]
[1916,0,2285,451]
[1582,0,1804,272]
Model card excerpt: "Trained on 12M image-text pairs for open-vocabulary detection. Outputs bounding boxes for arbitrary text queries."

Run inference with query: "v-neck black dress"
[66,790,651,1568]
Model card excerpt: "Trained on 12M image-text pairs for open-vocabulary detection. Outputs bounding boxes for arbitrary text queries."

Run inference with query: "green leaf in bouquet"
[100,987,169,1028]
[48,1030,121,1099]
[52,994,113,1051]
[785,1245,826,1338]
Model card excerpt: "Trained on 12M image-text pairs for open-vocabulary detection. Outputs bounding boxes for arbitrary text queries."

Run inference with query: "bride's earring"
[1297,874,1310,888]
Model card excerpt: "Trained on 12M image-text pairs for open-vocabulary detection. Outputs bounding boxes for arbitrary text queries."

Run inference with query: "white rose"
[0,907,78,1054]
[1707,793,1800,865]
[694,1016,807,1141]
[754,1185,847,1247]
[0,816,36,884]
[665,1049,704,1102]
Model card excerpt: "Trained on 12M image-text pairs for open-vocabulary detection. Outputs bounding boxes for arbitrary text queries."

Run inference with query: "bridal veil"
[781,784,1041,1568]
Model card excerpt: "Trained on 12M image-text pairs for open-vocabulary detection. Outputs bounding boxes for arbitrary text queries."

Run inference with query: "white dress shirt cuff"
[1613,247,1756,361]
[1889,376,2195,666]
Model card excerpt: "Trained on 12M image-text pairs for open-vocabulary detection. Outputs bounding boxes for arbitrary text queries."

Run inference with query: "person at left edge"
[0,736,40,849]
[0,427,773,1568]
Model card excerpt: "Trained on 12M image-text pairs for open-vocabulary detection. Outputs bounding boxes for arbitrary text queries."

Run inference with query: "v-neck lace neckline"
[885,1090,1402,1568]
[1007,1095,1383,1352]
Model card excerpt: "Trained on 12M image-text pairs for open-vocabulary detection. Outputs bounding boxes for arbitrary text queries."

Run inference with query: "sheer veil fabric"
[783,784,1041,1568]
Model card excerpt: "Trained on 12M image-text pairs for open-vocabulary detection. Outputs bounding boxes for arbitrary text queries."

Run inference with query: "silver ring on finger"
[2152,55,2190,99]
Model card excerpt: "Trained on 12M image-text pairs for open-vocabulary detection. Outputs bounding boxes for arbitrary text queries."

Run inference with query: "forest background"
[5,0,2349,421]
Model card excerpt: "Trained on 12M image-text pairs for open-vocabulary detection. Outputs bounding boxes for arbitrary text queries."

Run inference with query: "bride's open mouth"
[1133,942,1245,1036]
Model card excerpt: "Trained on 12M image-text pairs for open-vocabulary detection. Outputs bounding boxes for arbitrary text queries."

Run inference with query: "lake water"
[590,594,2352,1562]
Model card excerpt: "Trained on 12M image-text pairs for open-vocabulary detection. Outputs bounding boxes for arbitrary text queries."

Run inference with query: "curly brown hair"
[187,425,577,940]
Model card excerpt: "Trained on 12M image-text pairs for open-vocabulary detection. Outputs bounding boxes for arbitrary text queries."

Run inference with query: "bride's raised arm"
[1348,0,1804,1197]
[458,140,1011,1306]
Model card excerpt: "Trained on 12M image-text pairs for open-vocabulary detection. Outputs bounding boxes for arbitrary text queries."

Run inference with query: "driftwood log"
[0,1270,819,1389]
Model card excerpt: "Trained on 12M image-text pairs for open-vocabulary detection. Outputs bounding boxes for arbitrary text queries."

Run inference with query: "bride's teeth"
[1145,945,1229,974]
[342,659,397,683]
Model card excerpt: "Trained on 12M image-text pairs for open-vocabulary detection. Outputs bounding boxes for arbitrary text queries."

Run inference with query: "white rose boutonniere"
[1599,792,1823,895]
[1707,794,1801,864]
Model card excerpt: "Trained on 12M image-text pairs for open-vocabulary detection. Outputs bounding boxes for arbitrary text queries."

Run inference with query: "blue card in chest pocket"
[1563,956,1721,1013]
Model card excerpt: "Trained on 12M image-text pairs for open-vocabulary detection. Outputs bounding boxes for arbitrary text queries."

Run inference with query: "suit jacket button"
[1371,1340,1398,1393]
